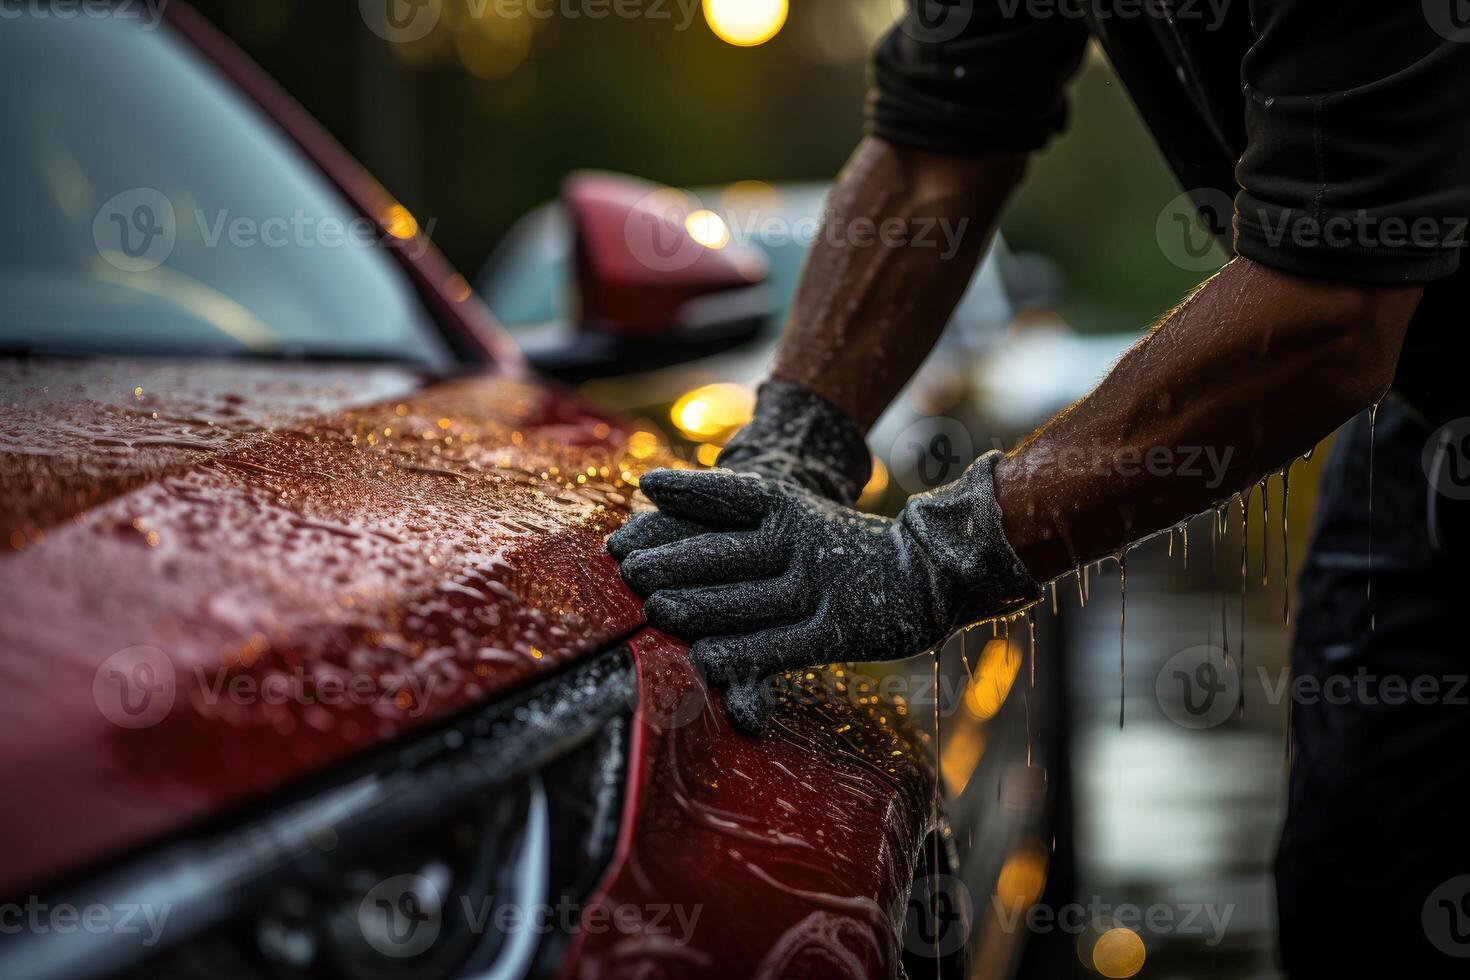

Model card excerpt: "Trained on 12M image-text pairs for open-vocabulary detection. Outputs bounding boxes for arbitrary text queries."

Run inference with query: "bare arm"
[770,136,1027,429]
[996,258,1421,581]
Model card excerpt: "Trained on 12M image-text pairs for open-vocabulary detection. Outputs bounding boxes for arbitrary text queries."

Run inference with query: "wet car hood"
[0,359,656,896]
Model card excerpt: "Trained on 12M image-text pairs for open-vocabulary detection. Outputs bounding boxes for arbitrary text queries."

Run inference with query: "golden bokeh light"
[856,455,889,510]
[703,0,789,47]
[964,637,1021,720]
[382,204,419,240]
[939,723,985,795]
[684,209,731,249]
[995,840,1048,909]
[696,442,723,467]
[670,383,755,441]
[627,430,662,460]
[1093,928,1146,978]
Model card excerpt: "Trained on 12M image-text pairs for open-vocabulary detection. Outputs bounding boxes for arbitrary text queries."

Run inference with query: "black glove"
[610,385,1040,735]
[610,381,872,733]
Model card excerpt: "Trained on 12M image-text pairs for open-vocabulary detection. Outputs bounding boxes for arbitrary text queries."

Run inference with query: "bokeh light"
[684,209,731,249]
[670,383,755,441]
[703,0,789,47]
[1092,927,1146,978]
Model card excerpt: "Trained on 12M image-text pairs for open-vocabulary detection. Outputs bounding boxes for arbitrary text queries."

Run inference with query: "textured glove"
[610,393,1041,734]
[611,382,872,733]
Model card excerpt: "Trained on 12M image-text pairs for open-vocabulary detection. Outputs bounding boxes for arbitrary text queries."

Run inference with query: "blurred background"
[186,3,1309,976]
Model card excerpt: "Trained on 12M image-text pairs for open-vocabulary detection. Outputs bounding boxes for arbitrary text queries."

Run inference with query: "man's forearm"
[771,136,1027,430]
[996,258,1422,583]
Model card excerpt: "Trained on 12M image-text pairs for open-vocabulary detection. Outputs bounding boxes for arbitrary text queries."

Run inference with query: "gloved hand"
[609,383,1041,734]
[610,381,872,733]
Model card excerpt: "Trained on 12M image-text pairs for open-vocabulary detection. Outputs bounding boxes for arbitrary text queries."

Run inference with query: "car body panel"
[0,359,654,896]
[564,630,935,980]
[0,9,945,977]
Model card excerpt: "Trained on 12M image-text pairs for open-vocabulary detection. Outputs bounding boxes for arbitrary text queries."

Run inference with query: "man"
[610,0,1470,971]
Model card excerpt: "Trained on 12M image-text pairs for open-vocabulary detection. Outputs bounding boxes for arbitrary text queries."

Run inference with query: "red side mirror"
[564,171,769,338]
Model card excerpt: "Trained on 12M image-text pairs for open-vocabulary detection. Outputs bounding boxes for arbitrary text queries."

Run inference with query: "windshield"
[0,10,452,365]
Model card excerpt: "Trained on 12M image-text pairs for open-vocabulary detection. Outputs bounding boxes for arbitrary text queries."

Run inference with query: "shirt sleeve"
[868,0,1090,155]
[1234,0,1470,283]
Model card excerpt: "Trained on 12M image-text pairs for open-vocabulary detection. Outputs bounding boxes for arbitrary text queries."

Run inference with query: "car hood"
[0,359,659,896]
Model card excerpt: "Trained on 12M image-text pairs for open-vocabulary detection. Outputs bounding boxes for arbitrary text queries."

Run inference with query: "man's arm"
[769,136,1026,430]
[769,138,1422,582]
[996,259,1421,581]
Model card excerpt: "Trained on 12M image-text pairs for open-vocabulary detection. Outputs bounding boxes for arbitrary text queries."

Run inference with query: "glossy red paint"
[0,359,658,896]
[563,631,935,980]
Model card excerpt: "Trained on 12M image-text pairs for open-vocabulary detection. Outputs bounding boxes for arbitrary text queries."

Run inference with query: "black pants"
[1278,399,1470,974]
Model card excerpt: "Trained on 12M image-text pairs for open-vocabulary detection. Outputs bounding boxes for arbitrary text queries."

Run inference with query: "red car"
[0,6,1057,979]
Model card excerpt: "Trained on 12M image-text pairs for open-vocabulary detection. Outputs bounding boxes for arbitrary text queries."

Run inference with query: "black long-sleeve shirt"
[868,0,1470,284]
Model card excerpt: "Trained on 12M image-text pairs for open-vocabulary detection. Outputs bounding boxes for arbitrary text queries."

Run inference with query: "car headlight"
[5,650,635,980]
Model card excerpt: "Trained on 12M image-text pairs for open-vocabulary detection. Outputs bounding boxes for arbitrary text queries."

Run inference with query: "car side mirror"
[520,171,772,383]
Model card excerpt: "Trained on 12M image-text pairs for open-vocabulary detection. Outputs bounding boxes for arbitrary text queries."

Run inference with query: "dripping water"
[1367,402,1378,630]
[932,647,941,967]
[1214,503,1228,661]
[1028,609,1037,689]
[1118,552,1127,729]
[1260,475,1270,586]
[1239,488,1249,717]
[1181,521,1189,569]
[1282,465,1292,626]
[1050,580,1059,616]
